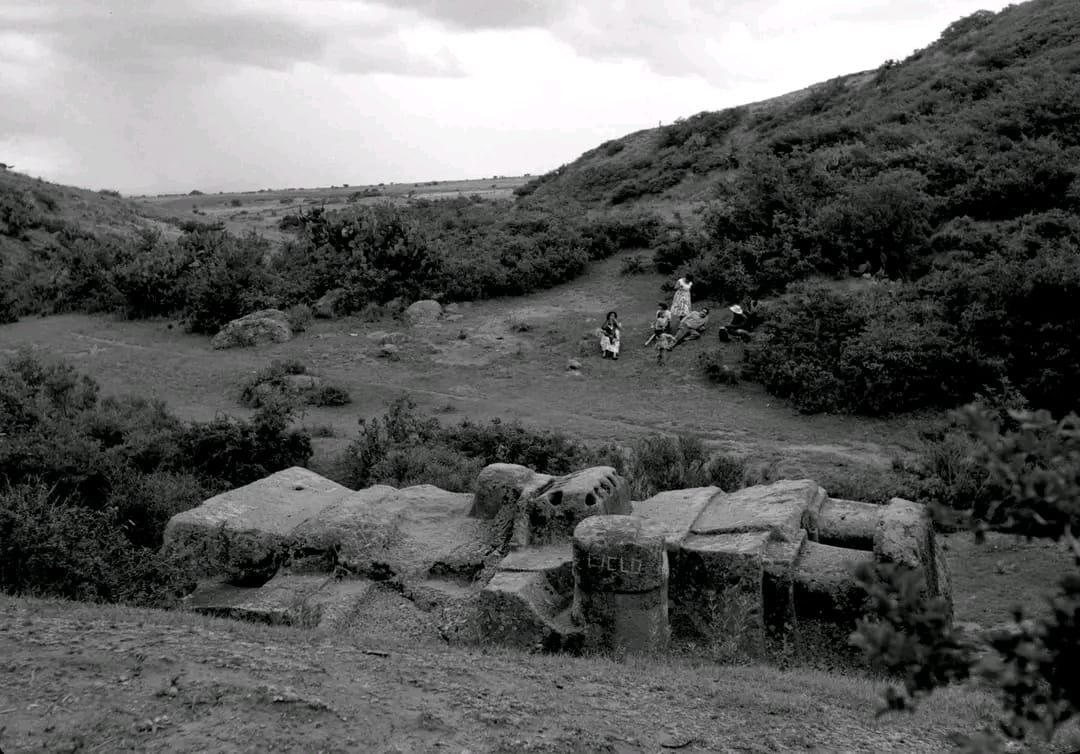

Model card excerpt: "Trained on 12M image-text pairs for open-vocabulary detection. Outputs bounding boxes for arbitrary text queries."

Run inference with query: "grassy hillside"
[516,0,1080,214]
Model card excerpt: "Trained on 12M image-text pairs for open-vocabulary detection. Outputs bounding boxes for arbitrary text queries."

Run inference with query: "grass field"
[133,175,531,242]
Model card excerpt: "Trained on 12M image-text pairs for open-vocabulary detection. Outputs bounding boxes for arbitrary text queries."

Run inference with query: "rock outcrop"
[210,309,293,349]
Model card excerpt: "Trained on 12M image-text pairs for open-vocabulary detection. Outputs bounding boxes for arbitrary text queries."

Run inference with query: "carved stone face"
[523,467,632,545]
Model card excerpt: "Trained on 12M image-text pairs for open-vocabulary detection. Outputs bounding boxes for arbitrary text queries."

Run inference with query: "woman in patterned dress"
[670,273,693,321]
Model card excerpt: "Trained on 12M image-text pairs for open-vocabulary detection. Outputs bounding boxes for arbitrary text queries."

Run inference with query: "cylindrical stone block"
[572,515,670,653]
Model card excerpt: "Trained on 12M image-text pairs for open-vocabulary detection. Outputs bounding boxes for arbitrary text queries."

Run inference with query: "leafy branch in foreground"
[853,406,1080,752]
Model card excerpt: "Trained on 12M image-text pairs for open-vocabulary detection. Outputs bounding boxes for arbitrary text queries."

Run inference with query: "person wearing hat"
[718,303,751,343]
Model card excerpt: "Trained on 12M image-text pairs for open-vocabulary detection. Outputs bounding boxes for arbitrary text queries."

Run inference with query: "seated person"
[718,304,753,342]
[672,307,710,345]
[600,311,621,359]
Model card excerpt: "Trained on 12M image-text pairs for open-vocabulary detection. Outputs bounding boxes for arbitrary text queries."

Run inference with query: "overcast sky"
[0,0,1014,195]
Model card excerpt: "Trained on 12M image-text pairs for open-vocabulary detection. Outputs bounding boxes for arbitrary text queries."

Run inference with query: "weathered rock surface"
[631,487,718,551]
[792,541,875,663]
[469,463,552,520]
[573,516,670,653]
[211,309,293,350]
[818,498,880,549]
[519,466,630,546]
[691,479,825,543]
[404,299,442,326]
[184,573,374,628]
[163,467,354,583]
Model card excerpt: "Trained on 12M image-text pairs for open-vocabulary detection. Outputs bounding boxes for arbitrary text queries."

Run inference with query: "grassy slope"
[0,596,1021,754]
[516,0,1080,214]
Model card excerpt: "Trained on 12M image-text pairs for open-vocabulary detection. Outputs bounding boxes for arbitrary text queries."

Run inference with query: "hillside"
[516,0,1080,215]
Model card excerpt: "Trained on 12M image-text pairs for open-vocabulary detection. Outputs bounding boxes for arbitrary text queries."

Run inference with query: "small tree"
[855,405,1080,752]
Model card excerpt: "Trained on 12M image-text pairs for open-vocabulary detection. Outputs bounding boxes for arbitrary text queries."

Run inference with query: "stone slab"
[185,573,374,627]
[690,479,826,543]
[478,570,576,651]
[763,531,807,655]
[631,487,718,550]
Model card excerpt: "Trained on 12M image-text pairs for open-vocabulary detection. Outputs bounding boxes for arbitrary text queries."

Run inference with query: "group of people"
[598,273,756,364]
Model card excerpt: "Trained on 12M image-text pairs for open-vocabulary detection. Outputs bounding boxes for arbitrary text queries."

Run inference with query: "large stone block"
[874,497,931,569]
[630,487,718,551]
[521,466,631,546]
[792,541,874,664]
[818,498,881,550]
[496,544,574,595]
[572,515,670,653]
[669,530,770,655]
[763,531,807,657]
[573,516,668,594]
[163,467,354,583]
[470,463,553,520]
[690,479,826,543]
[322,486,486,581]
[478,570,578,651]
[287,485,398,571]
[184,573,374,628]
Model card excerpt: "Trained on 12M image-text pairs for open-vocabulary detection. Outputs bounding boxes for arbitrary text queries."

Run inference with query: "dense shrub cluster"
[238,360,352,409]
[0,192,667,329]
[334,397,747,499]
[0,350,312,606]
[744,212,1080,416]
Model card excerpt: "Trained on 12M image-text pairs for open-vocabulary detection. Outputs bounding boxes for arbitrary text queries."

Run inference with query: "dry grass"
[0,594,1039,754]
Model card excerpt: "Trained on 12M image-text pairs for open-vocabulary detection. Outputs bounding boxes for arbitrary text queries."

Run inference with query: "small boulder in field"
[567,358,582,371]
[404,299,442,326]
[211,309,293,350]
[314,288,345,319]
[380,343,401,360]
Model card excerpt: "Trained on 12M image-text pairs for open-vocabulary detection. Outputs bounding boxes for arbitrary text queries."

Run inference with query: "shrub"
[308,384,351,407]
[619,255,648,275]
[699,349,740,385]
[285,303,313,333]
[624,434,746,499]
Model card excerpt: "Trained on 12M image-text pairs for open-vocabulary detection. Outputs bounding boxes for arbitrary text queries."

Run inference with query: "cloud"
[376,0,1008,85]
[0,0,466,79]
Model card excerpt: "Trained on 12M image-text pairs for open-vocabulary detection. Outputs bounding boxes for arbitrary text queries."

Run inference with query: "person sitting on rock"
[599,311,621,359]
[672,307,709,346]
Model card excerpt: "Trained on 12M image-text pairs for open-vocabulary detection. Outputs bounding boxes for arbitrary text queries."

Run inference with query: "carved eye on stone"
[585,492,597,507]
[547,490,563,506]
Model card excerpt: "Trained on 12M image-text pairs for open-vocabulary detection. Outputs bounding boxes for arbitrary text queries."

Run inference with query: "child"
[654,332,676,364]
[644,302,671,346]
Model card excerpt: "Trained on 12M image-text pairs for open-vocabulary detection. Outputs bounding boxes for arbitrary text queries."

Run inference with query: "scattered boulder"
[379,343,401,359]
[404,299,442,326]
[314,288,345,319]
[211,309,293,350]
[368,330,407,345]
[567,358,582,371]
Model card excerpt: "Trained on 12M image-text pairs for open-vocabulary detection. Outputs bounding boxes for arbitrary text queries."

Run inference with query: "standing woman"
[599,311,622,360]
[670,273,693,322]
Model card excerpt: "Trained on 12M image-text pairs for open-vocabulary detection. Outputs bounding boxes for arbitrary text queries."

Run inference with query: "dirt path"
[0,254,922,478]
[0,596,1013,754]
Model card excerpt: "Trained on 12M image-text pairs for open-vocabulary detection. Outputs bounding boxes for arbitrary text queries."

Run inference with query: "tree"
[854,405,1080,752]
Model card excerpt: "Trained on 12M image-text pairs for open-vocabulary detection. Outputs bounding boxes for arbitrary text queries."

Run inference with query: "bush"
[0,350,312,607]
[309,384,351,407]
[624,434,746,499]
[619,255,648,275]
[699,349,740,385]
